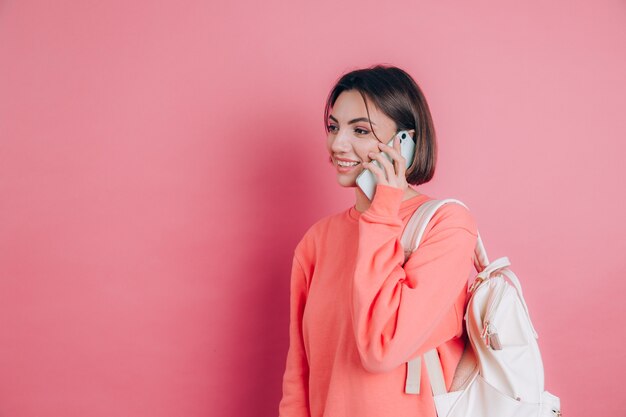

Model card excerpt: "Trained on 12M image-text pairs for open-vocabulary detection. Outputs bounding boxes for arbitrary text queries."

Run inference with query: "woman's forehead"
[331,91,383,120]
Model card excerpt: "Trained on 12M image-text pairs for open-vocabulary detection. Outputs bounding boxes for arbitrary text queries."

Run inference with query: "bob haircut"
[323,64,437,186]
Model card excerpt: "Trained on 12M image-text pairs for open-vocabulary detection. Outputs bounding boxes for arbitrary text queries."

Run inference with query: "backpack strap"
[424,349,447,396]
[401,197,491,395]
[401,198,490,270]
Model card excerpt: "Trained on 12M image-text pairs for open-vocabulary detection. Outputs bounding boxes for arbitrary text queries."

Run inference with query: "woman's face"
[326,90,398,188]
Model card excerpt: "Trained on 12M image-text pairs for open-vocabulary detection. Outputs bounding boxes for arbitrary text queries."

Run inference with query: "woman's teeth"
[337,161,359,167]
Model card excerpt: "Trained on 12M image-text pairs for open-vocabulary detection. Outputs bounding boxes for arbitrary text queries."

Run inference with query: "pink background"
[1,0,625,415]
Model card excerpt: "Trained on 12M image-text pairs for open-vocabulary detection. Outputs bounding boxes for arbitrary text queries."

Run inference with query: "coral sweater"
[278,184,478,417]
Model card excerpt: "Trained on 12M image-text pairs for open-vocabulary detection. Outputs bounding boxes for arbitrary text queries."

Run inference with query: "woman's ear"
[407,129,416,139]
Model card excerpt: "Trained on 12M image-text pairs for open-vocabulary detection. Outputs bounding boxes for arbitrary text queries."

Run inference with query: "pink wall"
[1,0,625,415]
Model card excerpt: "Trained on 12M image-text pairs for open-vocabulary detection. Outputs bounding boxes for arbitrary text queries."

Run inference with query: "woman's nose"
[331,131,351,153]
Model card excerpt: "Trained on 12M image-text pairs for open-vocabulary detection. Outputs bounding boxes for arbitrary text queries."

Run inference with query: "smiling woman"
[278,65,479,417]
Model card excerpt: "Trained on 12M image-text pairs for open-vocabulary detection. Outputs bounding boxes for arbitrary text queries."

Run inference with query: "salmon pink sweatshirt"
[278,184,478,417]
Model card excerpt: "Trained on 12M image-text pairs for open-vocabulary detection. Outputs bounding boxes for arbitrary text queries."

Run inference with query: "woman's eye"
[326,125,369,136]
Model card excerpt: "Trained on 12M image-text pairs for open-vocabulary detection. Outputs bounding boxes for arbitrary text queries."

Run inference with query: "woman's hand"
[363,136,409,191]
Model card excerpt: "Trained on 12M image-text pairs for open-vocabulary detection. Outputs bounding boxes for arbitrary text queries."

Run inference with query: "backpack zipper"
[482,277,507,350]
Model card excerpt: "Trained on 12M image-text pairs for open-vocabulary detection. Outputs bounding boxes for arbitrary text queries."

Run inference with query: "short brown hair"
[324,64,437,186]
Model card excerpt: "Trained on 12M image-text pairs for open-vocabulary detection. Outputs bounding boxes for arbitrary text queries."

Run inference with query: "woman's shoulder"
[293,208,351,261]
[298,210,342,239]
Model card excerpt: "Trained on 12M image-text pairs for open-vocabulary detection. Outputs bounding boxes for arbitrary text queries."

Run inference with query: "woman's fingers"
[363,158,387,184]
[378,139,406,177]
[371,151,395,183]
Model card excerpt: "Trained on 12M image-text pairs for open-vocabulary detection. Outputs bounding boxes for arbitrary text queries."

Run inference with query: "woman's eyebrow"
[328,115,376,125]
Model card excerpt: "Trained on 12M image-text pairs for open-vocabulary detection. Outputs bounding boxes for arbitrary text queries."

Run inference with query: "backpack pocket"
[469,276,546,403]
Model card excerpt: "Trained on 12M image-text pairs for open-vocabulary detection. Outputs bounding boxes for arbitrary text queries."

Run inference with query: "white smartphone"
[355,130,416,200]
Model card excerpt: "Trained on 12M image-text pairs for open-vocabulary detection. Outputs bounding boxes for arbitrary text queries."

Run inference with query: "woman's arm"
[352,184,478,373]
[278,254,311,417]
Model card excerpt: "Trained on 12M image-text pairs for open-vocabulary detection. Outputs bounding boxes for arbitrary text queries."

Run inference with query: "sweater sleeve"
[278,253,311,417]
[352,184,478,373]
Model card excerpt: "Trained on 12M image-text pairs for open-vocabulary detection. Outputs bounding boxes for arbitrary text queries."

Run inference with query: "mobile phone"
[355,130,416,200]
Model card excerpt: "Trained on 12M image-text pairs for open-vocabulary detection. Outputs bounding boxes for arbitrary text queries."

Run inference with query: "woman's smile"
[335,157,362,172]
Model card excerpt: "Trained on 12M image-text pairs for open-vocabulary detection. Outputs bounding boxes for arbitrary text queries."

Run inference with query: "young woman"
[278,65,478,417]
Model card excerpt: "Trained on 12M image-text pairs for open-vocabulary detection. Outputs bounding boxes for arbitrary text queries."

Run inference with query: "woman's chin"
[333,165,363,187]
[335,175,357,188]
